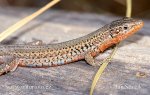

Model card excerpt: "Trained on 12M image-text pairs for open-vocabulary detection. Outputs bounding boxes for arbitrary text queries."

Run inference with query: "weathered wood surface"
[0,7,150,95]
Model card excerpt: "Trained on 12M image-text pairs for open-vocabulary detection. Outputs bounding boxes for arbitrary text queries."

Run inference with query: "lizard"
[0,17,144,75]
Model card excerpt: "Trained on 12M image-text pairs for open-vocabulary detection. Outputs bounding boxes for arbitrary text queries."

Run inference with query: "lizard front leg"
[0,59,19,75]
[85,52,102,66]
[85,52,112,66]
[85,45,116,66]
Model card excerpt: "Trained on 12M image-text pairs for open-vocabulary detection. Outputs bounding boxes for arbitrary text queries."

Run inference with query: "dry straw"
[0,0,60,42]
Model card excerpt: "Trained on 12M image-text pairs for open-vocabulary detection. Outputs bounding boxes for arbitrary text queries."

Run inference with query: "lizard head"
[109,17,144,41]
[99,17,144,52]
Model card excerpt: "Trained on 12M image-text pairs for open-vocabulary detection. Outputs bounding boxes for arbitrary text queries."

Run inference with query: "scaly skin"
[0,17,144,75]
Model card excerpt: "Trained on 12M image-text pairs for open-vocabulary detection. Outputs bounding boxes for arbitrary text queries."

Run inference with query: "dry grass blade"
[90,0,132,95]
[0,0,60,42]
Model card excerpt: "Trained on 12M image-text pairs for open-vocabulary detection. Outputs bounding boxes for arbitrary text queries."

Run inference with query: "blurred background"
[0,0,149,17]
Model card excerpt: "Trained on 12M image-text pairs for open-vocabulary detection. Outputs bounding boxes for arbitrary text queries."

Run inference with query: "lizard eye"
[123,25,128,30]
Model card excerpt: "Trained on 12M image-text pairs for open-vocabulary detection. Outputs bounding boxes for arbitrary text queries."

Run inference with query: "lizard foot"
[26,40,45,45]
[0,60,19,76]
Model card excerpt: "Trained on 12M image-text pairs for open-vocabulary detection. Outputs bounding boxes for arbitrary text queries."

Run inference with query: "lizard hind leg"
[26,39,45,45]
[28,38,58,45]
[0,59,19,75]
